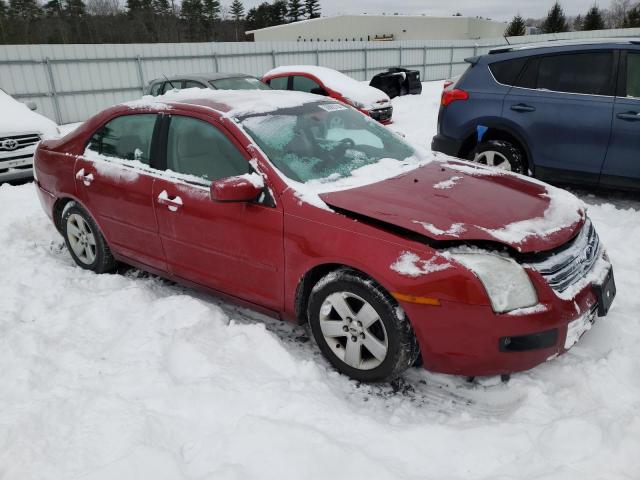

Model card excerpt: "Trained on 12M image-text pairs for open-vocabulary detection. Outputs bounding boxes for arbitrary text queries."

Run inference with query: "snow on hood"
[265,65,391,110]
[320,159,587,253]
[0,89,58,137]
[150,88,320,118]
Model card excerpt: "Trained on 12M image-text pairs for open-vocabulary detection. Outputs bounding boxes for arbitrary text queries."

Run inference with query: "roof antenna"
[504,35,511,45]
[163,75,177,90]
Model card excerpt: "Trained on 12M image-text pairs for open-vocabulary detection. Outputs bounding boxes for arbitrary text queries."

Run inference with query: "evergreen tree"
[582,5,604,30]
[572,14,583,31]
[271,0,286,23]
[8,0,42,19]
[303,0,319,19]
[152,0,171,15]
[43,0,64,16]
[230,0,243,20]
[0,0,9,17]
[625,5,640,27]
[180,0,205,39]
[505,14,526,36]
[126,0,153,14]
[541,2,568,33]
[65,0,85,16]
[287,0,301,22]
[202,0,219,21]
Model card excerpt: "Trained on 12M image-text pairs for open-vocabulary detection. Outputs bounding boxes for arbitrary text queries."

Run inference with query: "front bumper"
[431,133,462,157]
[401,254,614,377]
[0,143,37,182]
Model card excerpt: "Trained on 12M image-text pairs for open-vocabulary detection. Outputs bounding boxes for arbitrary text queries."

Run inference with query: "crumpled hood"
[319,160,585,253]
[0,90,58,137]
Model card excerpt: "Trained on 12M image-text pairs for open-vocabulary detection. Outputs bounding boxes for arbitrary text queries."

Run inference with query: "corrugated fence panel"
[2,27,640,124]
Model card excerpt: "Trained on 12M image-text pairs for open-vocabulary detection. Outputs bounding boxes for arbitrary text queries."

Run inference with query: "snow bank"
[265,65,391,110]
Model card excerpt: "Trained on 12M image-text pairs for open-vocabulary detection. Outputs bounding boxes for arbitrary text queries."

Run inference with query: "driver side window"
[166,116,251,182]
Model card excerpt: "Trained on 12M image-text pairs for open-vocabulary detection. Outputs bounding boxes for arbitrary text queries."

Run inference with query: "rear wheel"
[472,140,527,175]
[62,203,117,273]
[307,269,419,383]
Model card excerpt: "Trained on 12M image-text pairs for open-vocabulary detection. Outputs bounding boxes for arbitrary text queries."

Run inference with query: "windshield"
[239,102,415,183]
[210,77,271,90]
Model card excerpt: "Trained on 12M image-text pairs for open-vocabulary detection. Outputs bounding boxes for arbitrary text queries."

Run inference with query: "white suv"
[1,89,58,183]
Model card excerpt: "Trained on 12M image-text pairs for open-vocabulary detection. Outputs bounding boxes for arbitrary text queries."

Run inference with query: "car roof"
[488,37,640,55]
[148,72,254,84]
[123,89,326,117]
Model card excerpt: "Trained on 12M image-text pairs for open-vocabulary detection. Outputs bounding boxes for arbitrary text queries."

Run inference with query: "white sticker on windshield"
[319,103,348,112]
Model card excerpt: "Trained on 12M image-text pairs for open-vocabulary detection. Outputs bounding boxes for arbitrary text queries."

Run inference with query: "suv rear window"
[489,58,528,86]
[517,51,615,96]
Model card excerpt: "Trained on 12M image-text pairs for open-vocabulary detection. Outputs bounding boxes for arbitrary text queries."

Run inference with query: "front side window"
[536,52,615,95]
[87,114,157,164]
[268,76,289,90]
[210,77,271,90]
[183,80,206,89]
[240,102,415,183]
[166,116,251,182]
[292,75,326,95]
[149,82,164,96]
[627,52,640,98]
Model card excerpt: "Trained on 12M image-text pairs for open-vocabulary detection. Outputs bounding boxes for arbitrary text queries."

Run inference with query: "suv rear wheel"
[472,140,527,175]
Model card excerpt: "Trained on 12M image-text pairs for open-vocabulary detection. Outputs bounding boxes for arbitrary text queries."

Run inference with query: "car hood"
[319,160,585,253]
[0,90,58,137]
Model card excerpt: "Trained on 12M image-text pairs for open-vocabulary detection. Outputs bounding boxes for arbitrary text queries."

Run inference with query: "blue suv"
[432,39,640,191]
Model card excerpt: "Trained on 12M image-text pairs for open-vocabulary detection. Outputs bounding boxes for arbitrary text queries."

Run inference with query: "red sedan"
[34,89,616,382]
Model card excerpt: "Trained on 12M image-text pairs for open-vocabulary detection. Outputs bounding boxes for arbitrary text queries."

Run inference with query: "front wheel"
[472,140,527,175]
[307,269,419,383]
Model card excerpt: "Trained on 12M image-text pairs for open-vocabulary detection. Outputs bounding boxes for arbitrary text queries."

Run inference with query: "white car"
[0,89,59,182]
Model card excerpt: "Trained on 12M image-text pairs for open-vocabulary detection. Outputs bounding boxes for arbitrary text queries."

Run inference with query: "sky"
[237,0,603,22]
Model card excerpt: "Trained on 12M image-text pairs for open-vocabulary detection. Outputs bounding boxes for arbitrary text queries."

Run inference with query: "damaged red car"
[34,89,616,382]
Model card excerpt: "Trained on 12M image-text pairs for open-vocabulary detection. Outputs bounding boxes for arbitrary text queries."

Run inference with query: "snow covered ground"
[1,82,640,480]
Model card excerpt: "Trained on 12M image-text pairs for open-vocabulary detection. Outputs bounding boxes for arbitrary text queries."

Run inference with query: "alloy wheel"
[66,213,97,265]
[474,150,512,171]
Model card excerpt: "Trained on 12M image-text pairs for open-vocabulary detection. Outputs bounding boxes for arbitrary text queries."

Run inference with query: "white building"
[247,15,507,42]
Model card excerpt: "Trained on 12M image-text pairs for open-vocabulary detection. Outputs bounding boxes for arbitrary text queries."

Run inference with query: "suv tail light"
[441,89,469,106]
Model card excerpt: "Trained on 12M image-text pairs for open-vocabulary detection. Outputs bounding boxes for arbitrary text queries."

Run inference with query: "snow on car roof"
[264,65,390,107]
[125,88,322,117]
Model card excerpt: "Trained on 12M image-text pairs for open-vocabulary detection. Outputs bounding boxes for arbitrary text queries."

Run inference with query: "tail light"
[441,89,469,106]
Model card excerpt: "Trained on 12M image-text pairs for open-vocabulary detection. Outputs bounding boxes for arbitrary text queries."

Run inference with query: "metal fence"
[1,27,639,125]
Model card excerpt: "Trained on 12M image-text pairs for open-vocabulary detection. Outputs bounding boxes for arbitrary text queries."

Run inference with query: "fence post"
[363,45,368,80]
[315,48,320,66]
[44,58,62,125]
[136,55,145,93]
[422,46,427,79]
[398,46,402,67]
[448,46,454,78]
[271,50,276,68]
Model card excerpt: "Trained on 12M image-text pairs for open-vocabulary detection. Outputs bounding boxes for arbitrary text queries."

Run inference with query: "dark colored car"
[432,39,640,191]
[34,89,615,383]
[145,73,271,96]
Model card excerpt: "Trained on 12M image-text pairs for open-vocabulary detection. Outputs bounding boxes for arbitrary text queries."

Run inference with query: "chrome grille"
[0,133,41,152]
[526,219,601,293]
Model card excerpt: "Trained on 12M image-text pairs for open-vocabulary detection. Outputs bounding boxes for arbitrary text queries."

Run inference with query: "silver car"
[144,73,271,96]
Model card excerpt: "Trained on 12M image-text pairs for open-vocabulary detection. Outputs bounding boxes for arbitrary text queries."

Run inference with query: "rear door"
[601,49,640,189]
[265,75,291,90]
[75,113,167,271]
[502,50,617,185]
[152,114,284,310]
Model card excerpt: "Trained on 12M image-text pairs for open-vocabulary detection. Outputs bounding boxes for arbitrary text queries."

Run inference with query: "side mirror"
[210,175,263,203]
[26,101,37,111]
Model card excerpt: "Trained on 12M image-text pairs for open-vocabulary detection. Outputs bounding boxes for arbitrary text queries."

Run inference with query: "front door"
[601,49,640,190]
[75,113,167,271]
[502,50,616,185]
[152,114,284,311]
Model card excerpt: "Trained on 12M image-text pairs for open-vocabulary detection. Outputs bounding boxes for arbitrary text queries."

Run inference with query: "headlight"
[449,252,538,313]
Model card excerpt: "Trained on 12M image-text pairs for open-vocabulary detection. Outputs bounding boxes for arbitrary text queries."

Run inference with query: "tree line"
[0,0,320,43]
[506,0,640,36]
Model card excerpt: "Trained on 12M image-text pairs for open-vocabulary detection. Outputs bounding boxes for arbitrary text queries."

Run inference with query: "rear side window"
[166,116,251,182]
[87,114,157,164]
[627,52,640,98]
[183,80,205,89]
[489,58,528,86]
[536,52,615,95]
[268,76,289,90]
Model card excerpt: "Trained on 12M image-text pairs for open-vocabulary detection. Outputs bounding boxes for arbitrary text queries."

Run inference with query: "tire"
[61,202,117,273]
[471,140,527,175]
[307,269,419,383]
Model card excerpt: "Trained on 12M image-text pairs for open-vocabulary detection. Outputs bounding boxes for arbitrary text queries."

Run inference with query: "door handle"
[617,112,640,122]
[510,104,536,113]
[157,190,183,212]
[75,168,94,186]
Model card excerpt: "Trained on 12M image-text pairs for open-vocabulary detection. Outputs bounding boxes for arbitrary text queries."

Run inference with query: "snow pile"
[391,251,451,277]
[433,175,463,190]
[0,89,58,137]
[412,220,466,237]
[265,65,391,110]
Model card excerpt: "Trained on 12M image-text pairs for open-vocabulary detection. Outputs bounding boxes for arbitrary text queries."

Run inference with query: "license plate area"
[593,268,616,317]
[564,306,597,350]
